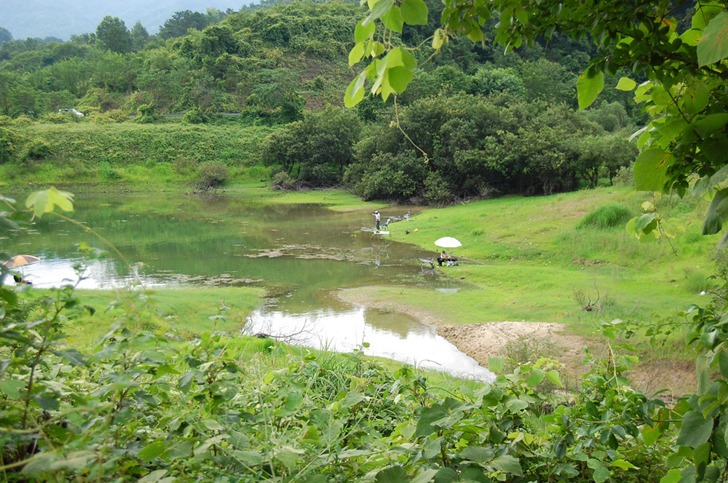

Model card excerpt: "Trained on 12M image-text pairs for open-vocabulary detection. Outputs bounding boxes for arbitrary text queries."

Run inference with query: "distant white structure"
[58,108,84,117]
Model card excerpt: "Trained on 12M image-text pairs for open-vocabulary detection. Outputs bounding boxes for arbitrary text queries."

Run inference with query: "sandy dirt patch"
[336,287,695,399]
[437,322,587,369]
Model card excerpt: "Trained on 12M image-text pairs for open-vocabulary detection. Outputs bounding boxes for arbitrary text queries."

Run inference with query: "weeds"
[574,288,614,312]
[576,203,633,229]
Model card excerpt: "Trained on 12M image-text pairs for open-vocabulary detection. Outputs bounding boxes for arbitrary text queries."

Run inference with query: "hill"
[1,0,251,40]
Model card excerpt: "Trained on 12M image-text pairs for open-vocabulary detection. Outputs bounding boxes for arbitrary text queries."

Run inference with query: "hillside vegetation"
[1,0,641,202]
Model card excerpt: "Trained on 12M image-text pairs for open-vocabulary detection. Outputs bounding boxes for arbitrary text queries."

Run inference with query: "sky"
[1,0,254,40]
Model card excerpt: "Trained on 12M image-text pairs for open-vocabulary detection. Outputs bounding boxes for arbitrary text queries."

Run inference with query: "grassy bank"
[0,122,279,190]
[346,187,715,342]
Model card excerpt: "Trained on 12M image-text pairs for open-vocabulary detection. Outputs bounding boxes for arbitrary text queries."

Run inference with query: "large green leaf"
[693,113,728,138]
[370,47,416,100]
[459,446,495,463]
[364,0,394,26]
[633,148,673,191]
[491,455,523,476]
[382,6,404,32]
[698,12,728,66]
[526,368,545,387]
[411,469,439,483]
[422,437,442,460]
[349,42,366,66]
[587,458,610,483]
[416,398,461,436]
[25,187,74,219]
[615,77,636,91]
[138,470,170,483]
[355,19,376,42]
[139,441,167,462]
[676,410,714,447]
[375,465,408,483]
[401,0,429,25]
[345,70,368,107]
[702,188,728,235]
[577,69,604,110]
[545,369,562,386]
[682,78,710,115]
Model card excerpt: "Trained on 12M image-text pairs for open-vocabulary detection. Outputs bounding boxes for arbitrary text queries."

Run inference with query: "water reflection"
[3,192,492,381]
[5,258,168,289]
[247,306,493,381]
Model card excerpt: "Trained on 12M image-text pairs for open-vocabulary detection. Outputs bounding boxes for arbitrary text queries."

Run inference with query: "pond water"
[3,192,492,381]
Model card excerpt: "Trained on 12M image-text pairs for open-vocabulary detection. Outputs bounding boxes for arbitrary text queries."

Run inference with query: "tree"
[130,22,150,52]
[159,11,208,40]
[0,27,12,43]
[96,16,131,54]
[261,106,361,187]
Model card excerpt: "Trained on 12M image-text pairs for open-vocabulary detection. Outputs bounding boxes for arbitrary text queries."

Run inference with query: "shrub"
[136,103,157,124]
[174,157,198,175]
[40,113,72,124]
[576,203,633,229]
[183,108,209,124]
[100,161,123,180]
[92,110,129,124]
[196,161,228,190]
[272,171,296,190]
[0,127,19,164]
[23,137,53,163]
[423,171,453,205]
[612,165,634,186]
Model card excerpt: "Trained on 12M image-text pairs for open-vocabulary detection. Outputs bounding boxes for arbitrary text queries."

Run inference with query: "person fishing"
[373,211,381,230]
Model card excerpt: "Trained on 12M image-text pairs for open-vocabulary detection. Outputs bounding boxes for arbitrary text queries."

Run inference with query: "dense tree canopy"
[158,10,210,39]
[95,16,132,54]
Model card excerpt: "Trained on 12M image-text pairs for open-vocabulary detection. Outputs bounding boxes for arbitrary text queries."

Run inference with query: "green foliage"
[348,94,608,201]
[136,103,157,124]
[345,151,426,201]
[261,106,361,187]
[22,137,53,163]
[159,10,209,40]
[0,126,19,163]
[1,187,723,481]
[196,161,229,190]
[349,0,727,243]
[183,107,209,124]
[95,16,132,54]
[470,66,526,98]
[577,204,634,230]
[271,170,297,190]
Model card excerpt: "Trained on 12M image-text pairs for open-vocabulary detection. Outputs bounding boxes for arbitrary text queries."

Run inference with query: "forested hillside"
[2,0,639,202]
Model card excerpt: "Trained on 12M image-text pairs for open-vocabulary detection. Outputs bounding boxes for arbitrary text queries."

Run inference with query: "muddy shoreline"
[336,287,695,399]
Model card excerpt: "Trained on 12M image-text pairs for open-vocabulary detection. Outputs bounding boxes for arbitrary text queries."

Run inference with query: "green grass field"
[346,187,716,343]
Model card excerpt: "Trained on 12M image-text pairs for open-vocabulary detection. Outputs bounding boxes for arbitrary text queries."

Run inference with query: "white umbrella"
[434,237,462,248]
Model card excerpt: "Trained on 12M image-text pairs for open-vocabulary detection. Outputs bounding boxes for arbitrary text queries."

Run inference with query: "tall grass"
[576,203,633,229]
